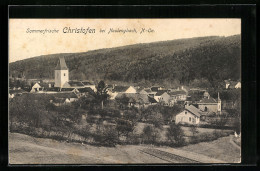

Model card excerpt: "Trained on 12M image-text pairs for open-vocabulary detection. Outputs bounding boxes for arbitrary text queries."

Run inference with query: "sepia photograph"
[8,18,241,164]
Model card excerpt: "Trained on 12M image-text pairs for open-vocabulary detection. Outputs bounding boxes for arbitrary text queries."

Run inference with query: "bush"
[166,123,185,146]
[142,125,159,144]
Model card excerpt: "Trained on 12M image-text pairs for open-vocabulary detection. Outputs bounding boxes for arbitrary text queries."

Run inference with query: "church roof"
[55,57,68,70]
[197,96,217,104]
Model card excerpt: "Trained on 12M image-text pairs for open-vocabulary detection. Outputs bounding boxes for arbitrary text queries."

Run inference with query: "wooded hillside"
[10,35,241,87]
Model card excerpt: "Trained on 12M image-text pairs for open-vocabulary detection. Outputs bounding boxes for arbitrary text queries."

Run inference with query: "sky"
[9,19,241,63]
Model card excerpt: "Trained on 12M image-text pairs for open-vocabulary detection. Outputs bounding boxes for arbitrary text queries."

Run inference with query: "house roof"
[151,87,161,92]
[55,57,68,70]
[185,105,201,117]
[77,87,94,93]
[169,90,186,96]
[45,87,61,92]
[60,88,75,92]
[112,86,130,93]
[68,81,85,87]
[148,96,157,103]
[198,96,217,104]
[115,93,151,104]
[38,82,50,88]
[155,90,168,96]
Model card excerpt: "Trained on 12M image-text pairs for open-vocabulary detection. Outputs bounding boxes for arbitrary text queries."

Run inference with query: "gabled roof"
[68,81,85,87]
[45,87,61,92]
[60,88,75,92]
[38,82,50,88]
[155,90,168,96]
[77,87,94,93]
[55,57,68,70]
[112,86,130,93]
[185,105,201,117]
[151,87,161,92]
[148,96,157,103]
[198,96,217,104]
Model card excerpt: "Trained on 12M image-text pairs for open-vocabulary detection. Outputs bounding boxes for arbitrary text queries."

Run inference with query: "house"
[30,82,44,93]
[150,86,166,92]
[168,90,187,102]
[154,91,171,105]
[81,81,97,92]
[115,93,157,108]
[174,105,201,124]
[139,88,157,97]
[75,87,95,98]
[62,81,85,88]
[108,86,137,99]
[50,92,78,106]
[197,93,221,114]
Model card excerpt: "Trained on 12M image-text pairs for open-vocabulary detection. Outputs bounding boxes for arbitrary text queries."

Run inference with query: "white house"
[30,82,44,93]
[175,105,201,124]
[154,91,171,105]
[108,86,137,100]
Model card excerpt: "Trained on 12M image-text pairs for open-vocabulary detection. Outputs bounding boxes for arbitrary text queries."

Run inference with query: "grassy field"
[178,135,241,163]
[9,132,240,164]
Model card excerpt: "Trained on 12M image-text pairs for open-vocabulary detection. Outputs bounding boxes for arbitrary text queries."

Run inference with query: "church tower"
[54,57,69,88]
[217,92,222,114]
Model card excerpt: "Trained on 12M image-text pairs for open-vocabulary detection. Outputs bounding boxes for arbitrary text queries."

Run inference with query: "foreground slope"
[9,133,239,164]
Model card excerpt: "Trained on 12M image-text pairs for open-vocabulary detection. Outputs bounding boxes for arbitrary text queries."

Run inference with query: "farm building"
[174,105,201,124]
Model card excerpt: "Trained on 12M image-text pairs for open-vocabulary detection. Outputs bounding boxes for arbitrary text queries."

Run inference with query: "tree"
[166,123,185,146]
[95,80,109,109]
[115,94,130,109]
[142,125,159,144]
[189,125,199,137]
[115,118,135,140]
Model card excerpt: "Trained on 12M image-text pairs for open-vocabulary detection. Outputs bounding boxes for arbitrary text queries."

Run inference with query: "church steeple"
[55,57,68,70]
[54,57,69,88]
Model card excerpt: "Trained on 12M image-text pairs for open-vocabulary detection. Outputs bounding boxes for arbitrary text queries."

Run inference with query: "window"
[189,117,191,122]
[185,111,187,114]
[205,106,208,111]
[64,73,66,76]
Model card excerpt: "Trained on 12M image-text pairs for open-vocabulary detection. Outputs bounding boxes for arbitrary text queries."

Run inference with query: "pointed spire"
[218,92,221,101]
[55,57,68,70]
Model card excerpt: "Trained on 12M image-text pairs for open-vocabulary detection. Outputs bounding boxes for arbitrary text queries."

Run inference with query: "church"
[54,57,96,91]
[54,57,69,88]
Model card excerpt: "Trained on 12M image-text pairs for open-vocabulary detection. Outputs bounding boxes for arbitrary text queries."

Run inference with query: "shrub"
[166,123,185,146]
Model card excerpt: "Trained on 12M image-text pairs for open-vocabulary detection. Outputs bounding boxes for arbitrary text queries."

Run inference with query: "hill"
[9,35,241,87]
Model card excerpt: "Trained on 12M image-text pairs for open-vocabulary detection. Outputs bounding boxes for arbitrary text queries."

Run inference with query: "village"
[9,57,242,164]
[9,57,241,126]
